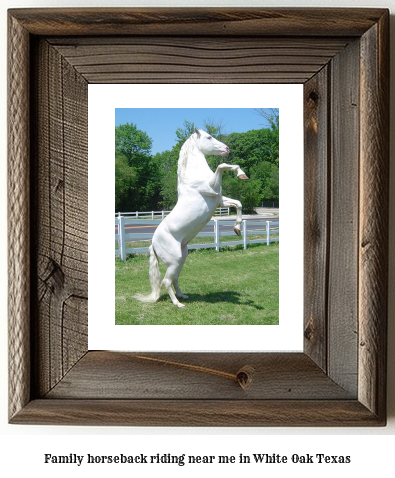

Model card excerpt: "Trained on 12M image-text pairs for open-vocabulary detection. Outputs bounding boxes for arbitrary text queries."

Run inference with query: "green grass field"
[115,242,279,325]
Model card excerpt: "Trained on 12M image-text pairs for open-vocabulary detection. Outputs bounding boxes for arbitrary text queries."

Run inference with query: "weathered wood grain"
[327,39,360,396]
[8,12,31,421]
[8,8,387,37]
[30,39,88,397]
[359,12,389,421]
[45,352,354,400]
[11,399,384,427]
[303,67,330,371]
[49,37,350,84]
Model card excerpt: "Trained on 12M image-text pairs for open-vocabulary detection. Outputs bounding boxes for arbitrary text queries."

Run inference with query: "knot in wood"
[304,322,314,341]
[308,90,319,103]
[236,365,254,390]
[43,259,65,291]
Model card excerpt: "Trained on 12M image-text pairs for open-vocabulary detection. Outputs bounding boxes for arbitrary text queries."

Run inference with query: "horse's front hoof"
[234,226,241,236]
[177,302,186,308]
[237,173,249,180]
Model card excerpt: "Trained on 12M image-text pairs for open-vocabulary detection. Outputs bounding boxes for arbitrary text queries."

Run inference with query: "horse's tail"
[132,245,162,303]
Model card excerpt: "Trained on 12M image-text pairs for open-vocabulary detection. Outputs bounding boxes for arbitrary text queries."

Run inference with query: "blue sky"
[115,108,273,155]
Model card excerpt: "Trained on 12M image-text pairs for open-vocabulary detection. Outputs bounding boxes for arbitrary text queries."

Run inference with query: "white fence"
[115,217,279,261]
[115,207,230,220]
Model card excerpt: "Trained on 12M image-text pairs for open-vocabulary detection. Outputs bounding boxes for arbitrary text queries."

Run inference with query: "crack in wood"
[135,355,254,390]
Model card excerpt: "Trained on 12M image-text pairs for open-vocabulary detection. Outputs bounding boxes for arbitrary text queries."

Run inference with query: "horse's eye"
[207,136,212,139]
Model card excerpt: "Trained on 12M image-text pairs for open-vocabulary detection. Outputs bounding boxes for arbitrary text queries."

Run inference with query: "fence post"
[227,207,230,215]
[151,211,154,219]
[162,210,164,220]
[119,215,126,261]
[215,220,219,251]
[266,221,271,246]
[243,220,247,250]
[136,211,138,219]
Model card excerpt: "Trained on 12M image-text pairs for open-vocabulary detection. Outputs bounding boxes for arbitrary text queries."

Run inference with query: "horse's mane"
[177,133,197,186]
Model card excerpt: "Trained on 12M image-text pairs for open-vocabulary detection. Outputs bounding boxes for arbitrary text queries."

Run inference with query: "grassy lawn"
[115,242,279,325]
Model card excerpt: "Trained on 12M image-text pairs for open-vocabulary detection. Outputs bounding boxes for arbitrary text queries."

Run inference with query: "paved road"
[119,215,279,236]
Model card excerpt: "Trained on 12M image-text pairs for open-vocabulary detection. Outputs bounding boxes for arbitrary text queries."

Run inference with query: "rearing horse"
[133,127,248,308]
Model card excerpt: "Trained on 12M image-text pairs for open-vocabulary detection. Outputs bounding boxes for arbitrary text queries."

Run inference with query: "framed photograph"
[89,84,302,348]
[8,8,389,426]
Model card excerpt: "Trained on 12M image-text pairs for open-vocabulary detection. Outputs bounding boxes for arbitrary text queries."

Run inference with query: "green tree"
[115,123,160,211]
[255,108,279,131]
[219,111,279,207]
[115,122,153,165]
[153,150,178,209]
[254,108,279,165]
[250,161,279,202]
[225,127,278,170]
[115,153,136,211]
[175,120,196,144]
[222,176,262,214]
[202,117,226,137]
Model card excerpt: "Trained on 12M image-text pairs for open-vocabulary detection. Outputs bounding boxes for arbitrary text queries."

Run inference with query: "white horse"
[133,127,248,308]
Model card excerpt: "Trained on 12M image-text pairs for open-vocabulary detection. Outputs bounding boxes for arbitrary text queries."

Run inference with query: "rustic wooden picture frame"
[8,8,389,426]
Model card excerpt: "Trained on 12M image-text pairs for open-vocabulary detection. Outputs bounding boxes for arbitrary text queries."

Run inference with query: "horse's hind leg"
[173,245,189,299]
[153,230,189,307]
[221,195,243,235]
[156,242,188,308]
[162,262,186,308]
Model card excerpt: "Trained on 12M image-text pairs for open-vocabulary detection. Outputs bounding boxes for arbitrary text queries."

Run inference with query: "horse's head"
[194,127,229,157]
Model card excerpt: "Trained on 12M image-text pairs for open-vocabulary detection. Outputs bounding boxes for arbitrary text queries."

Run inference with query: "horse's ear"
[194,127,200,136]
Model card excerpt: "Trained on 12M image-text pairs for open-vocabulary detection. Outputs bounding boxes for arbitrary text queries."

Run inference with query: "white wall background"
[1,0,394,476]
